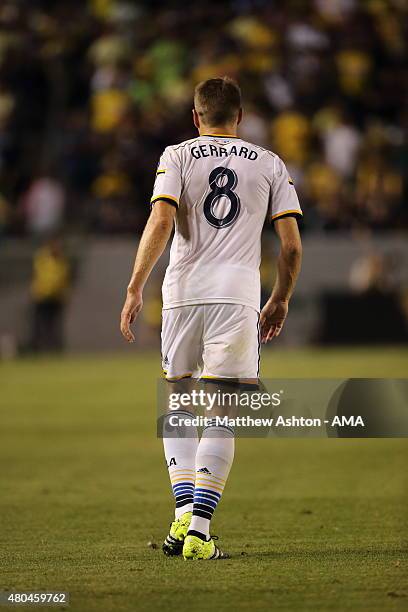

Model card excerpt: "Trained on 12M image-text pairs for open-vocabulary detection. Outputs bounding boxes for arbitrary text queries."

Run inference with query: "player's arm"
[260,217,302,343]
[260,156,303,343]
[121,146,181,342]
[120,201,176,342]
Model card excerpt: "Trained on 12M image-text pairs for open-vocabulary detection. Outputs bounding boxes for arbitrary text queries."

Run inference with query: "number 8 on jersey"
[203,166,240,229]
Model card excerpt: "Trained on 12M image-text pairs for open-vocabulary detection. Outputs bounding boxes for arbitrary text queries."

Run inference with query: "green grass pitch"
[0,347,407,611]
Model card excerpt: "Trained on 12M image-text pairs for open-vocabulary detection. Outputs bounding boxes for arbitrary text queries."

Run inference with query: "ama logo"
[331,415,364,427]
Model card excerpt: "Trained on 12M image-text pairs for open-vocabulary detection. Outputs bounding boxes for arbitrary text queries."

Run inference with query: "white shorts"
[161,304,260,381]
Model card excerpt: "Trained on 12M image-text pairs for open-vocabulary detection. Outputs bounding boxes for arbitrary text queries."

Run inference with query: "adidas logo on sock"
[197,467,211,474]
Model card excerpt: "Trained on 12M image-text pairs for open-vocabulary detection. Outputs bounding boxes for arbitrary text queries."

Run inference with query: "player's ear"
[237,108,243,125]
[192,108,200,130]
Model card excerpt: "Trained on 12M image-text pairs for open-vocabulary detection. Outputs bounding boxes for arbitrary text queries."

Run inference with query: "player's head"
[193,77,243,131]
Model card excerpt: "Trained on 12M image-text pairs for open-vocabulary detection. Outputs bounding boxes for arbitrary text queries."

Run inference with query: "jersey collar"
[201,133,239,138]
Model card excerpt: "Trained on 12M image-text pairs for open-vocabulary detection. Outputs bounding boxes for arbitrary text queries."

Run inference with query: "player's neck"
[199,125,238,138]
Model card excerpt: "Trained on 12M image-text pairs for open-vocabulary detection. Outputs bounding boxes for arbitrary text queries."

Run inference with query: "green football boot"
[162,511,192,556]
[183,534,229,560]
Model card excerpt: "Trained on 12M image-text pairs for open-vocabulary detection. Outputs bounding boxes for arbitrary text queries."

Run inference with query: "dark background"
[0,0,407,353]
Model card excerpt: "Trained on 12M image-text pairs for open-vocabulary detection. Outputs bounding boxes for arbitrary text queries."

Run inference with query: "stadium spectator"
[29,237,71,353]
[21,173,66,236]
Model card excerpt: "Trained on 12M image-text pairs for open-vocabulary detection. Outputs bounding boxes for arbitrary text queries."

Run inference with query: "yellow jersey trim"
[151,194,179,206]
[201,133,238,138]
[271,209,303,221]
[200,375,259,386]
[165,373,193,381]
[156,169,166,175]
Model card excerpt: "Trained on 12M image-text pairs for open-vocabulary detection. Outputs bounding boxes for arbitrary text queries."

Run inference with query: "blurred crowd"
[0,0,407,239]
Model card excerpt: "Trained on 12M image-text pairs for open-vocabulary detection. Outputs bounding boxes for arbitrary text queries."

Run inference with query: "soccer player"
[120,77,302,560]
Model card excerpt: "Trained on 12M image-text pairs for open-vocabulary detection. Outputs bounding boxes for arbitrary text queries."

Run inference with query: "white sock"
[189,423,235,539]
[162,411,198,519]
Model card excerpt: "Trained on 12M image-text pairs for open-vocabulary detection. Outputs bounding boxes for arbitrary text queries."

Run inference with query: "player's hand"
[260,299,288,343]
[120,288,143,342]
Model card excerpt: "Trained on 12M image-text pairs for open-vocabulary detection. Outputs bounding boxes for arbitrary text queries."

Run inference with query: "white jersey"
[151,134,302,312]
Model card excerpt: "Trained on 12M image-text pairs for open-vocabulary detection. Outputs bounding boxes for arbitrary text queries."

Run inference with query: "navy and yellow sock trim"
[192,487,221,520]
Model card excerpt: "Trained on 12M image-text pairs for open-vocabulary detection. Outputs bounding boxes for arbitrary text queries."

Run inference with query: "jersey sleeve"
[150,147,182,209]
[269,156,303,221]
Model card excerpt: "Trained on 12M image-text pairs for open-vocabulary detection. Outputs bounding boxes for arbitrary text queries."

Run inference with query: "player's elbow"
[150,205,175,233]
[281,239,302,261]
[151,217,174,234]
